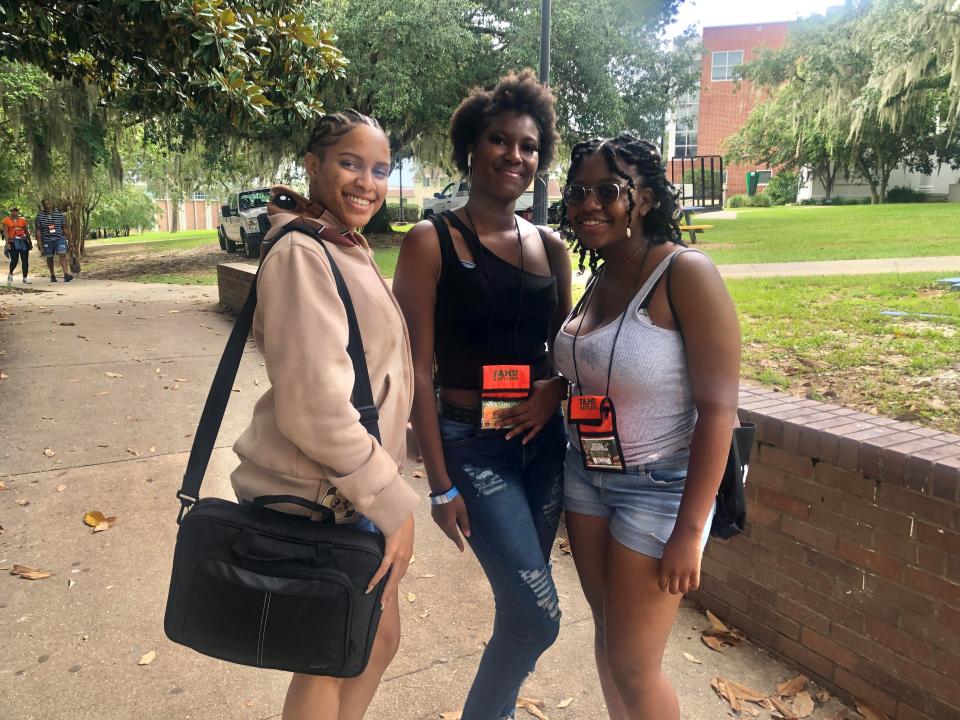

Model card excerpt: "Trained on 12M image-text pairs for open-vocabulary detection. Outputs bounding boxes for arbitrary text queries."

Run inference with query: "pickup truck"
[422,180,535,219]
[219,188,271,258]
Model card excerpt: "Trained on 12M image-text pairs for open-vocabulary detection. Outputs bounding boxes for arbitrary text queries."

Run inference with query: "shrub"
[385,201,420,222]
[727,193,772,208]
[764,171,799,206]
[885,186,926,203]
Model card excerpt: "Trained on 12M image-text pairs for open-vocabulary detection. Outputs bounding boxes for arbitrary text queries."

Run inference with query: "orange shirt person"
[3,207,32,286]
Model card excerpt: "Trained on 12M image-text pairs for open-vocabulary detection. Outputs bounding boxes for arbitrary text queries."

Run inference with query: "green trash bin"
[746,171,759,196]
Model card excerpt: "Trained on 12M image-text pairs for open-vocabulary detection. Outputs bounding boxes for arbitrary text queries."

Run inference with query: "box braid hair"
[303,109,381,158]
[559,134,684,273]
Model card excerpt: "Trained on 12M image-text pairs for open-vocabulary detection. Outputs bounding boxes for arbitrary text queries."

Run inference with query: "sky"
[668,0,841,35]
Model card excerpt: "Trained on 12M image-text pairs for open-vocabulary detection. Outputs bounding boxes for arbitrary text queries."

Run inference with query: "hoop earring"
[467,152,473,180]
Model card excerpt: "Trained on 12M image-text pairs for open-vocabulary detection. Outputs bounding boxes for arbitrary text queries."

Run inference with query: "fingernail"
[365,586,372,594]
[464,531,471,537]
[380,602,386,611]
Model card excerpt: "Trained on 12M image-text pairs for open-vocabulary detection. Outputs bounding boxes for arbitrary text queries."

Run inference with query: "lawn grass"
[727,272,959,432]
[87,229,219,248]
[133,272,218,285]
[694,203,960,264]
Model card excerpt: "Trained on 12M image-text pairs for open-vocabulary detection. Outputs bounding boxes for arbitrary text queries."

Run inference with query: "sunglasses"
[562,182,626,206]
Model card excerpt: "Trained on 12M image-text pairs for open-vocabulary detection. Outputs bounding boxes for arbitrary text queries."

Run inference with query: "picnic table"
[679,206,713,244]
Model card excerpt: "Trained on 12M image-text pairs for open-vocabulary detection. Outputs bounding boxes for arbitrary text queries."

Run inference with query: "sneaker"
[50,275,58,282]
[22,276,31,284]
[6,274,11,287]
[64,274,73,282]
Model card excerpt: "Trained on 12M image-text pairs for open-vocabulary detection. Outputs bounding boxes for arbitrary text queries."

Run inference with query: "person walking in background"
[34,199,72,283]
[3,207,32,286]
[393,71,572,720]
[554,134,740,720]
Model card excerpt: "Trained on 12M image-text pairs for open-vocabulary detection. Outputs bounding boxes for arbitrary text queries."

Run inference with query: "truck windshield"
[238,189,271,210]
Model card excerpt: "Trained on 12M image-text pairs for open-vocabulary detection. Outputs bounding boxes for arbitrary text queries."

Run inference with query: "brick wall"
[699,24,790,197]
[217,262,255,313]
[694,385,960,720]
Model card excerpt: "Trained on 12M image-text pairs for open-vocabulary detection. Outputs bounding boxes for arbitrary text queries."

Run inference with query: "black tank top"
[431,210,558,390]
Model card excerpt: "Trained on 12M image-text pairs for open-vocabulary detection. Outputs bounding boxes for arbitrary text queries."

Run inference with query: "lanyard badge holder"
[566,264,643,473]
[480,363,532,430]
[568,394,625,471]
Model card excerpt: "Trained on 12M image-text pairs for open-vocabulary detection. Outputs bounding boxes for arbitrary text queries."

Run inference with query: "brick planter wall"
[217,262,256,313]
[695,385,960,720]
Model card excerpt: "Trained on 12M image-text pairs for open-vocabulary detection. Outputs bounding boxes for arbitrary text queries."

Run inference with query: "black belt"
[438,398,480,426]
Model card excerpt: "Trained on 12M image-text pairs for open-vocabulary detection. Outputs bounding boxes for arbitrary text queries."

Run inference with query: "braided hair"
[559,134,683,273]
[303,109,382,158]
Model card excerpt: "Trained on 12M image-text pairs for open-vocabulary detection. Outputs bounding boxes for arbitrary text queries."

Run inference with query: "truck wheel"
[218,226,227,251]
[423,209,433,219]
[243,234,259,258]
[225,233,237,253]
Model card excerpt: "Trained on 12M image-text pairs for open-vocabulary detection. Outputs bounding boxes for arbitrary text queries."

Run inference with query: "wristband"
[429,486,460,505]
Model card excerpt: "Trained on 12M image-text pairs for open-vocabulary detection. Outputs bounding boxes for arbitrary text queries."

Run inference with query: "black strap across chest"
[176,220,381,521]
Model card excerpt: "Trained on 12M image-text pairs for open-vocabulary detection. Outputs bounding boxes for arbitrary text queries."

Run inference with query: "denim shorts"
[563,444,713,559]
[42,237,67,256]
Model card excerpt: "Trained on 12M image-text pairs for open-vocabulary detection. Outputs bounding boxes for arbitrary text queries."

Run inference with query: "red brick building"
[695,23,790,197]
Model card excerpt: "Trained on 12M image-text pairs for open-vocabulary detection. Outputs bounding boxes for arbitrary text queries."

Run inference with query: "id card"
[569,395,626,472]
[480,364,531,430]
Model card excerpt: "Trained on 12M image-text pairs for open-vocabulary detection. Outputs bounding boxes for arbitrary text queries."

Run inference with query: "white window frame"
[711,50,744,82]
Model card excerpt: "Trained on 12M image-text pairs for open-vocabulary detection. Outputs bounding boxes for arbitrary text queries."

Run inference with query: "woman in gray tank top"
[553,135,740,720]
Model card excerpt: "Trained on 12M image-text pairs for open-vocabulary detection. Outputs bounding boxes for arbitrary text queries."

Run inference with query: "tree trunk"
[170,196,180,233]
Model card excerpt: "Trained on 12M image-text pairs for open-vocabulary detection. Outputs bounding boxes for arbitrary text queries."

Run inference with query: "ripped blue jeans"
[440,412,566,720]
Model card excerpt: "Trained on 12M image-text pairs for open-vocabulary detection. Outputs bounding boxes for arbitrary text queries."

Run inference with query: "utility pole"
[533,0,551,225]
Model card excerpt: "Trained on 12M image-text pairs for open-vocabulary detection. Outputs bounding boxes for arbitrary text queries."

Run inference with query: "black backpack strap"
[176,220,381,522]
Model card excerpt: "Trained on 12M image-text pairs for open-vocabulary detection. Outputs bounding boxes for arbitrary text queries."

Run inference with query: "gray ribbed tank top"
[554,253,697,465]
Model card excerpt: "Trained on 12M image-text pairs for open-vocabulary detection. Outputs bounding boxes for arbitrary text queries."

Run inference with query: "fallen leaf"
[68,579,76,589]
[138,650,156,666]
[149,446,156,453]
[711,678,741,713]
[97,443,109,448]
[232,386,241,392]
[408,555,416,566]
[406,592,417,603]
[705,609,729,633]
[439,712,462,720]
[94,391,108,396]
[770,696,799,719]
[83,510,106,527]
[516,697,548,720]
[792,692,815,718]
[702,634,726,652]
[0,372,7,380]
[412,470,425,478]
[856,701,890,720]
[558,537,572,554]
[59,321,75,326]
[420,573,435,578]
[722,678,768,703]
[418,610,430,619]
[43,448,56,457]
[777,675,809,697]
[56,484,66,492]
[42,415,53,420]
[168,309,179,314]
[12,564,52,580]
[254,378,261,386]
[16,498,30,506]
[815,691,831,704]
[683,651,702,664]
[125,448,139,457]
[104,371,124,378]
[93,517,117,533]
[556,698,573,709]
[174,378,189,383]
[0,481,6,490]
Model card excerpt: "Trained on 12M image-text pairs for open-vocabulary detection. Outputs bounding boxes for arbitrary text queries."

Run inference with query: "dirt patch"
[81,242,251,281]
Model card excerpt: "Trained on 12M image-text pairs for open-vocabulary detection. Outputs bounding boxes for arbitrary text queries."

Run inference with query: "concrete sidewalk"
[0,279,855,719]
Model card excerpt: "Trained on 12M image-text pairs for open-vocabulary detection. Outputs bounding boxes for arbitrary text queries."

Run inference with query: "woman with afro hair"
[553,135,740,720]
[393,71,572,719]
